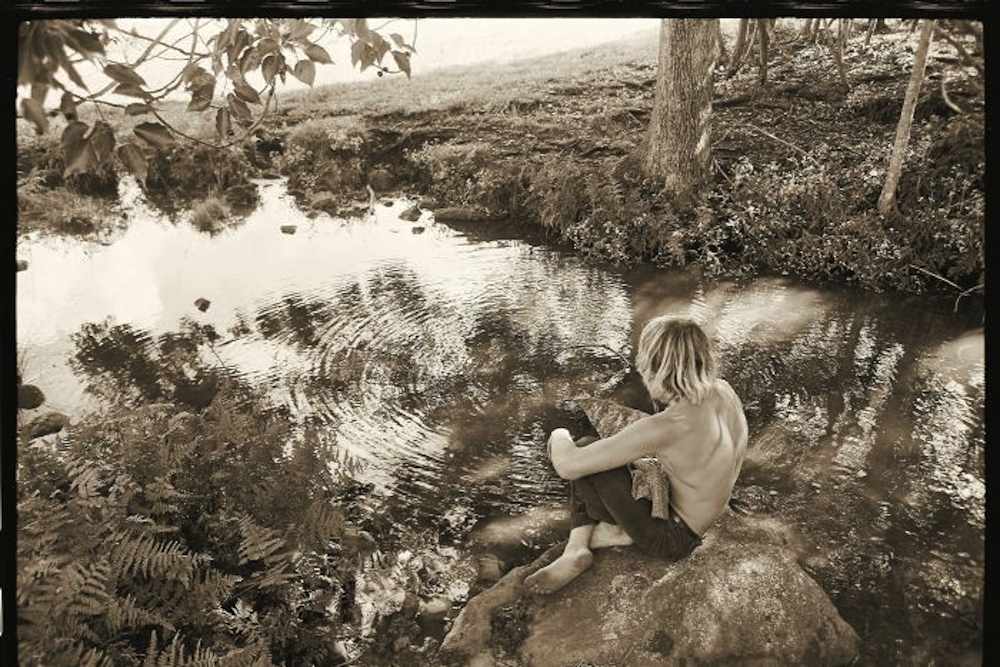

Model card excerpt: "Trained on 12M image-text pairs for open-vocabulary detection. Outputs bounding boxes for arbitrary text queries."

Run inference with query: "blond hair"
[635,316,717,405]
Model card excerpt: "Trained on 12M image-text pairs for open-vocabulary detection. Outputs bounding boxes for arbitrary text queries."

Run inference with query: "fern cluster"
[18,386,362,666]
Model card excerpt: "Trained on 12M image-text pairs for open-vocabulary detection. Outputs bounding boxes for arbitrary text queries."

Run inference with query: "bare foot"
[524,548,593,594]
[589,522,634,549]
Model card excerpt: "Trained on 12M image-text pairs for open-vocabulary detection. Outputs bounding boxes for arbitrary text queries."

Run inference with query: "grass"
[278,27,660,120]
[17,172,122,237]
[189,196,230,233]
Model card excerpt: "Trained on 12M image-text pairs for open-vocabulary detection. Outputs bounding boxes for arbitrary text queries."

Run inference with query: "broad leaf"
[88,121,116,165]
[20,98,49,135]
[104,63,146,87]
[60,92,78,120]
[391,50,411,78]
[62,121,95,177]
[124,103,153,116]
[350,40,364,68]
[233,79,261,104]
[227,93,252,122]
[64,28,104,55]
[257,38,280,55]
[133,122,175,150]
[113,84,149,100]
[216,107,232,140]
[389,33,417,54]
[239,46,263,75]
[305,44,332,64]
[116,142,148,183]
[228,29,252,65]
[181,63,205,84]
[288,19,316,43]
[261,53,284,84]
[186,70,216,112]
[56,50,88,90]
[291,60,316,86]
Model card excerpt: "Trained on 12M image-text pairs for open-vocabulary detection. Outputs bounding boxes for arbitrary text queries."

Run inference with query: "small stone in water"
[412,226,426,234]
[280,224,297,234]
[957,552,970,559]
[194,298,211,312]
[16,259,28,271]
[855,470,868,479]
[768,490,778,496]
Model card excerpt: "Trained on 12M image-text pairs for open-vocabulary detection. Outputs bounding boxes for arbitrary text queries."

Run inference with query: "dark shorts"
[569,436,702,561]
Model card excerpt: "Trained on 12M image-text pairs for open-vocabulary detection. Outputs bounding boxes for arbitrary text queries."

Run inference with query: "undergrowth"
[17,384,367,666]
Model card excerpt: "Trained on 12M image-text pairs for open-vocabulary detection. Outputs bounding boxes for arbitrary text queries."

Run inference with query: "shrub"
[145,145,257,214]
[17,172,125,237]
[17,386,365,666]
[281,118,369,195]
[17,132,120,198]
[190,197,230,234]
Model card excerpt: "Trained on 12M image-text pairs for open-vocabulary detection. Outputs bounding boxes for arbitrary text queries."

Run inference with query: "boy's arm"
[549,411,688,480]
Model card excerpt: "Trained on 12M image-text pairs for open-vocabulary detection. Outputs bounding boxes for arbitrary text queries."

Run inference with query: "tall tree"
[643,19,717,204]
[878,20,934,216]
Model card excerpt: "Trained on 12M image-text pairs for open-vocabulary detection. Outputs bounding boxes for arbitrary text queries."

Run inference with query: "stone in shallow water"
[16,259,28,272]
[18,384,45,410]
[280,224,297,235]
[194,297,211,312]
[412,226,426,235]
[433,207,496,222]
[399,204,422,222]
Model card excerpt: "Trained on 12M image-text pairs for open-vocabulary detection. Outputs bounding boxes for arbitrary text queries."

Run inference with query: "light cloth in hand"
[575,398,672,520]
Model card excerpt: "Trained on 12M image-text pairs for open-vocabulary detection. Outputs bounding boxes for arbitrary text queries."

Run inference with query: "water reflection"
[17,178,984,663]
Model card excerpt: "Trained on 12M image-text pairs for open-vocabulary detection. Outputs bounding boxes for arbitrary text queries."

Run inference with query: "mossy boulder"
[440,512,859,666]
[26,412,71,440]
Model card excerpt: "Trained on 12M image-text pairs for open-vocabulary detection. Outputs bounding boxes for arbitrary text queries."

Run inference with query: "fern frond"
[216,642,276,667]
[236,516,289,565]
[105,593,176,634]
[110,531,205,584]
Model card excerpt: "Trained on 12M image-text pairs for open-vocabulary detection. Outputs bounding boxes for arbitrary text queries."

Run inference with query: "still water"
[17,179,984,663]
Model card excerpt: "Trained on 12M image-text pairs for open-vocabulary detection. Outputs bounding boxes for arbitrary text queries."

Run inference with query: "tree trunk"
[757,19,770,86]
[644,19,717,204]
[878,20,934,216]
[716,19,729,65]
[833,19,850,90]
[800,18,813,38]
[729,19,749,76]
[875,18,890,33]
[865,19,877,46]
[810,18,822,43]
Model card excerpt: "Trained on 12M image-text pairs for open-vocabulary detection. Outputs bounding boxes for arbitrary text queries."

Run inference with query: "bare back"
[651,379,748,535]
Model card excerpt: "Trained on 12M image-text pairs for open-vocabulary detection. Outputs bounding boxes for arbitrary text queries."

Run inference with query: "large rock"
[26,412,71,440]
[440,512,859,666]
